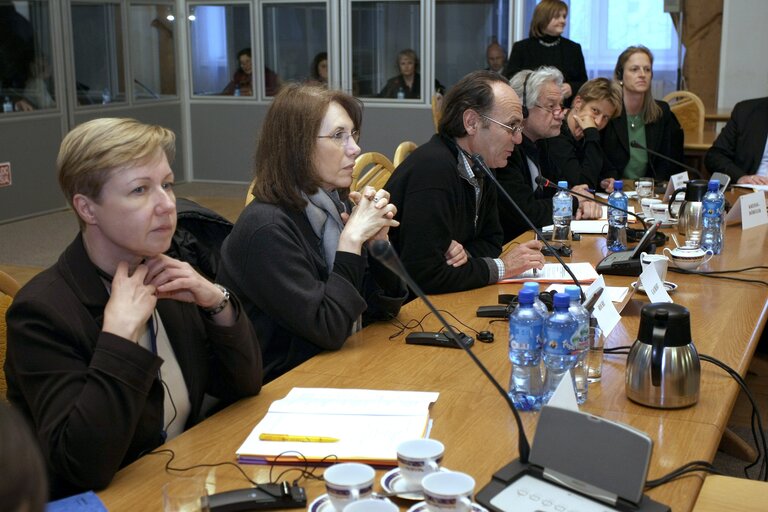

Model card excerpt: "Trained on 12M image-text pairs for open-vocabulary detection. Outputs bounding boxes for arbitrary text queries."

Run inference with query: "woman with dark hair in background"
[217,84,406,383]
[600,45,684,187]
[307,51,328,87]
[222,47,281,96]
[503,0,587,107]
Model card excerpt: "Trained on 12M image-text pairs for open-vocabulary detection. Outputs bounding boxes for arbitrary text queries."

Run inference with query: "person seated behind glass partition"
[21,55,55,110]
[600,45,684,189]
[306,51,328,87]
[217,84,407,384]
[378,48,445,99]
[223,47,254,96]
[4,118,263,499]
[539,77,623,191]
[486,41,507,75]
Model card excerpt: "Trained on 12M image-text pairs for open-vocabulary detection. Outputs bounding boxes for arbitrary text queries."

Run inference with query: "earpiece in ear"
[521,73,530,119]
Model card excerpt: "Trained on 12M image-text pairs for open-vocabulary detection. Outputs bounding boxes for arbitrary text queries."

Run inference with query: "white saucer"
[631,281,678,294]
[407,501,489,512]
[380,467,451,501]
[308,494,335,512]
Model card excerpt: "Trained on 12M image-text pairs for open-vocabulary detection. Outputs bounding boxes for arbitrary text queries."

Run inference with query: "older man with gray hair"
[496,66,601,242]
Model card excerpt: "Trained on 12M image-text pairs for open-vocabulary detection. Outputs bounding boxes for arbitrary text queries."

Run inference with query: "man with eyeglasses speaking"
[385,70,544,295]
[497,67,602,242]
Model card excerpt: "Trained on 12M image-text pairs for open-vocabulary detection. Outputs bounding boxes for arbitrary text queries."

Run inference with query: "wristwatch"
[202,284,230,316]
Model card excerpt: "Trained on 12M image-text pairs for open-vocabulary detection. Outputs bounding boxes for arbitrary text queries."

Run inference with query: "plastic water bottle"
[3,96,12,113]
[522,282,549,319]
[234,84,241,97]
[607,180,628,251]
[565,285,590,404]
[101,88,112,105]
[397,87,405,100]
[542,293,579,404]
[552,180,572,243]
[508,288,543,411]
[701,179,724,254]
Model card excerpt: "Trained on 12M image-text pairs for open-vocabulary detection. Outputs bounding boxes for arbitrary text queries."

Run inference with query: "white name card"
[664,171,689,202]
[639,264,673,304]
[591,288,621,337]
[726,191,768,229]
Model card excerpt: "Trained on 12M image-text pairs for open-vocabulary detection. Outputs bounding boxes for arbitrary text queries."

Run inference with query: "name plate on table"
[725,191,768,229]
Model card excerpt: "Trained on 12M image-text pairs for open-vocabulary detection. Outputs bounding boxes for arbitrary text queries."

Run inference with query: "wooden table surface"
[692,475,768,511]
[97,221,768,511]
[684,129,718,153]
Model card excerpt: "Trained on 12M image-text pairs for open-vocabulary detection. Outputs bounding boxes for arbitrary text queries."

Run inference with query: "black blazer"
[705,97,768,181]
[600,100,685,182]
[5,234,262,498]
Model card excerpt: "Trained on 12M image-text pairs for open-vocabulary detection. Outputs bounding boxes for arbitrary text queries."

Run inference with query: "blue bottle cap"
[564,285,581,300]
[614,180,623,191]
[708,179,719,191]
[518,288,535,304]
[558,180,568,188]
[522,281,540,293]
[553,292,571,308]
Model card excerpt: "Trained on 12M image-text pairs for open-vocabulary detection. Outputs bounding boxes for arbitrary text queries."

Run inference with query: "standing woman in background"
[600,45,684,187]
[503,0,587,107]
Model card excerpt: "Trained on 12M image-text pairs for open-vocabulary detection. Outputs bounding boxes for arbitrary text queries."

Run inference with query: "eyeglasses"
[317,129,360,146]
[480,114,523,135]
[535,103,567,116]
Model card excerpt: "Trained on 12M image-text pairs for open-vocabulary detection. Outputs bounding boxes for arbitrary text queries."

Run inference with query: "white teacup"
[663,246,714,270]
[422,471,475,512]
[344,498,399,512]
[641,198,662,219]
[640,252,669,281]
[650,203,669,223]
[324,463,375,511]
[397,438,444,489]
[635,179,655,200]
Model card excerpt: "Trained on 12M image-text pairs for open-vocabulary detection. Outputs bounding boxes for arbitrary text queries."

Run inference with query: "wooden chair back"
[393,141,418,167]
[663,90,705,141]
[0,270,20,401]
[352,152,395,192]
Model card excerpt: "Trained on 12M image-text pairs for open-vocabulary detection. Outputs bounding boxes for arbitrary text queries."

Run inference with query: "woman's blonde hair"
[574,78,623,120]
[530,0,568,38]
[57,118,176,225]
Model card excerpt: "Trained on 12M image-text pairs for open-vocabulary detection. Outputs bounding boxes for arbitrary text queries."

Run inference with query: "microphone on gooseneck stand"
[629,140,702,178]
[369,240,531,464]
[534,176,650,229]
[465,152,585,301]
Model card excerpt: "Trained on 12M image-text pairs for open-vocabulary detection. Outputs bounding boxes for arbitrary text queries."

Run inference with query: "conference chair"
[393,141,417,167]
[352,152,395,192]
[0,270,20,400]
[663,90,705,142]
[431,94,443,132]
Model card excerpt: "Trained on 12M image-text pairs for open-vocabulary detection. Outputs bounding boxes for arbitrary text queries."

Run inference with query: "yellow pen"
[259,433,340,443]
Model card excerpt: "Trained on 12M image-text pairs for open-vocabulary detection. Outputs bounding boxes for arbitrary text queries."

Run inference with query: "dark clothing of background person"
[540,119,607,191]
[705,97,768,181]
[503,35,587,108]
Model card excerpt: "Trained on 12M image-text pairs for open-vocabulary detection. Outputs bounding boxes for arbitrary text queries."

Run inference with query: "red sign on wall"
[0,162,11,187]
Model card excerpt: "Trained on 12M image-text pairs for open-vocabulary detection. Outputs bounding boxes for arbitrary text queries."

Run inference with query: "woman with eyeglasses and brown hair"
[503,0,587,108]
[600,45,684,188]
[217,83,407,383]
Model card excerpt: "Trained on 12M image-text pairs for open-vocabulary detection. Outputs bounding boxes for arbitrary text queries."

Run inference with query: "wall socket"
[0,162,11,187]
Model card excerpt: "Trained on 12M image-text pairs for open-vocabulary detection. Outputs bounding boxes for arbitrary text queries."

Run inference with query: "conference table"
[97,209,768,511]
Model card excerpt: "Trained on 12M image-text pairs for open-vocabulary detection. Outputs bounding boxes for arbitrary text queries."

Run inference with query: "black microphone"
[534,176,649,229]
[369,240,531,464]
[464,152,585,301]
[629,140,702,178]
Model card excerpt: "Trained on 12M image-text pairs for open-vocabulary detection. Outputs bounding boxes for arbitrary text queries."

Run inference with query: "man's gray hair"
[509,66,564,111]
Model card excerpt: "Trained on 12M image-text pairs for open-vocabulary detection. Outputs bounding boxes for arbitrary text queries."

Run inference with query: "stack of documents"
[500,262,599,284]
[236,388,439,465]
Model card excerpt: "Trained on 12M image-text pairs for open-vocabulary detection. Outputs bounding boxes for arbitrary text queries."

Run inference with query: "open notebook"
[236,388,439,466]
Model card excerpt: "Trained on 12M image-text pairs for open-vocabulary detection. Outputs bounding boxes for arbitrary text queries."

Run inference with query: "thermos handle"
[668,187,686,218]
[651,310,669,387]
